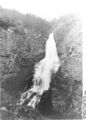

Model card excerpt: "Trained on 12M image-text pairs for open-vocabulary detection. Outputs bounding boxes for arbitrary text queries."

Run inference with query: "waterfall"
[18,32,60,108]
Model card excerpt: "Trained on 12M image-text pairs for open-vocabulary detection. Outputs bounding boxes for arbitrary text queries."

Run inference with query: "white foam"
[19,33,60,108]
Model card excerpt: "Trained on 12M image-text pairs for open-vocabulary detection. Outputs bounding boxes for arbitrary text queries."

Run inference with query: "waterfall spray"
[18,32,60,109]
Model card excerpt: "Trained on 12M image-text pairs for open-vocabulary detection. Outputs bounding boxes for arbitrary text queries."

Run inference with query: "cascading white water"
[18,32,60,108]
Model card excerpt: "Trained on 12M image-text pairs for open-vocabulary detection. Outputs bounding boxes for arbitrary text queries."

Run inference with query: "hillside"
[0,7,82,120]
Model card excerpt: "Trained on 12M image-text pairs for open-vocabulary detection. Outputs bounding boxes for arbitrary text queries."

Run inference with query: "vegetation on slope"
[0,7,82,120]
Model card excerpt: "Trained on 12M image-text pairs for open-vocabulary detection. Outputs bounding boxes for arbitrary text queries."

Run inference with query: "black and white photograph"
[0,0,85,120]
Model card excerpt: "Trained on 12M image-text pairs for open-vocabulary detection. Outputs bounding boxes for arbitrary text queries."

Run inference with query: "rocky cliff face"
[0,8,82,120]
[50,15,82,118]
[55,15,82,81]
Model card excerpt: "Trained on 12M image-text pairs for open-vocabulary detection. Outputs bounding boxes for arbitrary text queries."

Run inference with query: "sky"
[0,0,86,94]
[0,0,85,20]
